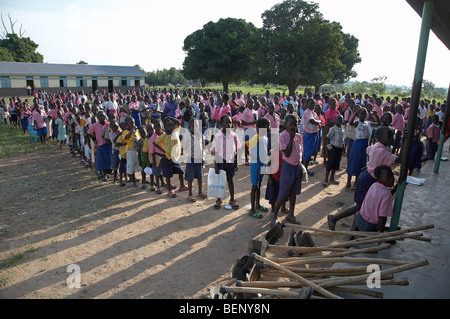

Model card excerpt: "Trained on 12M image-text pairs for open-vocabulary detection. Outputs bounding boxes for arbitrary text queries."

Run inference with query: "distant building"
[0,62,147,97]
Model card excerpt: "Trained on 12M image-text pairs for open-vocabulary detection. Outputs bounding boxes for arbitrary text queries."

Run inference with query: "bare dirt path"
[0,144,356,299]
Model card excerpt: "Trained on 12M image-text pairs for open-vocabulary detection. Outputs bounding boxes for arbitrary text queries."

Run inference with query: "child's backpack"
[183,106,193,122]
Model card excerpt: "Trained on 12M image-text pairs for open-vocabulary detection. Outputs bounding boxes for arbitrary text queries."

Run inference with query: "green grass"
[0,124,51,159]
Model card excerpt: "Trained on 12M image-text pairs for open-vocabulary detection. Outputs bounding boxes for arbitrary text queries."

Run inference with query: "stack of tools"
[212,222,434,299]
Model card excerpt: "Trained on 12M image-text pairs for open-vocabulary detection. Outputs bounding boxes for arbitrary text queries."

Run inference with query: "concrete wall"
[0,76,145,98]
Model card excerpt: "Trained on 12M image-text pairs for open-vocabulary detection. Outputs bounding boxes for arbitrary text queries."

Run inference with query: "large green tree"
[182,18,258,92]
[251,0,360,95]
[0,33,43,62]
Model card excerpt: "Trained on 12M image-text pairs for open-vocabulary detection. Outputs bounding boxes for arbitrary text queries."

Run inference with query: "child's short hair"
[285,114,297,125]
[374,165,392,180]
[375,126,391,140]
[256,117,270,128]
[220,114,231,123]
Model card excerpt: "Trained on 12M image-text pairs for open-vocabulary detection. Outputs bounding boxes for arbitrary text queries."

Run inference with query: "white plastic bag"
[207,168,226,199]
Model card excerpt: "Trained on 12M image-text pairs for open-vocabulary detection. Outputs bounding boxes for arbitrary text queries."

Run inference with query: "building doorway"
[92,80,98,92]
[108,80,113,93]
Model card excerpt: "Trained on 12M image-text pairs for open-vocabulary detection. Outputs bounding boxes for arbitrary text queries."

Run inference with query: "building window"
[40,76,49,88]
[77,77,87,87]
[135,77,140,86]
[121,77,129,86]
[1,76,11,88]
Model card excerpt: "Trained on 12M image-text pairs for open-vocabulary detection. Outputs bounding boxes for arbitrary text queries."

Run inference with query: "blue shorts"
[277,161,302,201]
[250,163,264,186]
[326,146,343,171]
[265,178,279,205]
[354,211,379,232]
[37,127,47,137]
[161,156,184,178]
[111,149,120,170]
[119,158,127,174]
[217,162,236,179]
[185,162,204,182]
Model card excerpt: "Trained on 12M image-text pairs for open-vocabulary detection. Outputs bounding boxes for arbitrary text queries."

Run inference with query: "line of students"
[3,88,447,235]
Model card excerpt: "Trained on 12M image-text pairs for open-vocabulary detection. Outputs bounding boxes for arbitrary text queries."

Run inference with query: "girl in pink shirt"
[270,114,303,228]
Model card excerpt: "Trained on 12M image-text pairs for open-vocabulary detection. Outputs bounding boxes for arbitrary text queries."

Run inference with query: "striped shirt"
[327,125,345,148]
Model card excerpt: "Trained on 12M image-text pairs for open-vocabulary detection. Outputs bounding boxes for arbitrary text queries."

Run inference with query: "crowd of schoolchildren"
[0,88,447,233]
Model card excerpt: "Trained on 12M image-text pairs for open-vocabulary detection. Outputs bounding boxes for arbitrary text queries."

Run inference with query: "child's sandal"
[188,195,197,202]
[168,190,177,198]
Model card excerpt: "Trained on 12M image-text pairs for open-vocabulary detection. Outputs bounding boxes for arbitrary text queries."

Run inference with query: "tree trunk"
[288,83,298,97]
[222,81,229,93]
[201,81,206,88]
[314,85,321,94]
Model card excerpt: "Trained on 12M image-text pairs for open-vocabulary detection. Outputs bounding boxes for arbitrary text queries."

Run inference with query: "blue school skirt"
[131,111,141,128]
[302,132,318,162]
[346,138,368,176]
[96,144,112,171]
[409,140,422,170]
[265,178,279,205]
[22,116,30,131]
[277,161,302,201]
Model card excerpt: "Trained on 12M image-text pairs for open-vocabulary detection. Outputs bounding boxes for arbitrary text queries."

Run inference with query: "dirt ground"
[0,142,360,299]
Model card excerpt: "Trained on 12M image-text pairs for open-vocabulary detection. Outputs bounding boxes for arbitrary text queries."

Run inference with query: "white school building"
[0,62,147,97]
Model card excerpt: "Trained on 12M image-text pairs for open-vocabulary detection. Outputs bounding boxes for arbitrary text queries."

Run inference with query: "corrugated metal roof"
[0,62,148,77]
[406,0,450,50]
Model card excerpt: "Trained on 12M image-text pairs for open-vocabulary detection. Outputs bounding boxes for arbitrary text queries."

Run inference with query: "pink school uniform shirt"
[128,101,140,112]
[264,112,280,129]
[391,113,405,132]
[87,121,110,146]
[241,108,257,129]
[373,105,383,119]
[426,123,440,143]
[148,132,165,155]
[32,109,47,128]
[366,142,398,178]
[324,108,339,124]
[279,130,303,166]
[302,108,320,134]
[360,182,393,225]
[217,104,231,121]
[211,129,241,163]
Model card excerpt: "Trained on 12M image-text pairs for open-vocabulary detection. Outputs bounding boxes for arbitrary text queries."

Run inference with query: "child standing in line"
[143,123,156,191]
[346,106,370,190]
[114,122,128,186]
[391,104,405,155]
[55,110,67,148]
[270,114,303,228]
[136,125,148,189]
[422,114,440,161]
[211,115,241,210]
[87,111,111,182]
[122,116,141,187]
[153,116,188,198]
[323,114,344,187]
[183,118,207,202]
[246,117,271,219]
[408,117,424,175]
[108,120,121,183]
[265,151,288,216]
[149,119,166,194]
[352,165,395,233]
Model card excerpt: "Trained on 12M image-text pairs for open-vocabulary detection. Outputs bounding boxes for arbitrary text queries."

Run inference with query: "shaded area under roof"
[0,62,148,77]
[406,0,450,50]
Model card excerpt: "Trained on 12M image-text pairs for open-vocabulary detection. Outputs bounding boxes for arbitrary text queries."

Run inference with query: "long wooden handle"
[251,253,342,299]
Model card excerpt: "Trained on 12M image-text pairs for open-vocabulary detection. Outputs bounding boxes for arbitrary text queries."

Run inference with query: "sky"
[1,0,449,88]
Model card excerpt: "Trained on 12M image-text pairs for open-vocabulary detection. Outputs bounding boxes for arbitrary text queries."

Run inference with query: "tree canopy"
[251,0,360,95]
[182,18,259,92]
[0,33,43,63]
